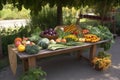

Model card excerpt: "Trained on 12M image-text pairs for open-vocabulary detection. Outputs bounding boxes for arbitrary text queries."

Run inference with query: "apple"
[15,41,21,47]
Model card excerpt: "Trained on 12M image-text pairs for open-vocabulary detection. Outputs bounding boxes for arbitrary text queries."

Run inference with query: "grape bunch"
[41,28,57,36]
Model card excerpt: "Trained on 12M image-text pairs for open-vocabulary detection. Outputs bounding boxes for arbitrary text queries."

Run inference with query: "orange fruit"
[14,37,22,43]
[61,38,66,43]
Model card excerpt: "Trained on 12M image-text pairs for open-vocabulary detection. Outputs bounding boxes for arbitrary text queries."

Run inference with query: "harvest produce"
[13,24,113,53]
[84,25,114,50]
[55,28,71,38]
[64,34,78,42]
[14,37,22,43]
[82,29,89,34]
[38,38,50,49]
[50,39,56,44]
[55,38,66,43]
[25,44,40,54]
[78,38,86,42]
[65,41,83,46]
[17,44,26,52]
[40,28,58,40]
[15,41,22,47]
[43,28,57,36]
[84,34,100,42]
[29,34,40,43]
[48,43,69,50]
[64,24,78,32]
[92,51,111,70]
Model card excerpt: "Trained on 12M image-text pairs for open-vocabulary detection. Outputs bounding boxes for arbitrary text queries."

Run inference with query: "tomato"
[82,29,89,34]
[72,31,79,35]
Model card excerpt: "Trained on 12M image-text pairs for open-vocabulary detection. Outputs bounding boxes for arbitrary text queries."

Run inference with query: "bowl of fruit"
[40,28,58,40]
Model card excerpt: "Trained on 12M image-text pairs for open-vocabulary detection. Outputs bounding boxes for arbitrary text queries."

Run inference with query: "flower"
[92,51,111,70]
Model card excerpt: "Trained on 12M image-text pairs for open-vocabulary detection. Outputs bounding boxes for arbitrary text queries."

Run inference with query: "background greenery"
[0,4,30,20]
[0,26,32,55]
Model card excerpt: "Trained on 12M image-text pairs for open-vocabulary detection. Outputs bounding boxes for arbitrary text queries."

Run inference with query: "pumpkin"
[38,38,49,49]
[25,44,39,54]
[55,38,61,43]
[61,38,66,43]
[17,44,25,52]
[14,37,22,43]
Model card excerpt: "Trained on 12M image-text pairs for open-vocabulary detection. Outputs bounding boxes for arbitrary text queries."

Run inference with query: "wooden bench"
[8,39,110,75]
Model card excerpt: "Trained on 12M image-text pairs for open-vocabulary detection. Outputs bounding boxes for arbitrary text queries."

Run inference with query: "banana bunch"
[64,34,78,42]
[84,34,100,42]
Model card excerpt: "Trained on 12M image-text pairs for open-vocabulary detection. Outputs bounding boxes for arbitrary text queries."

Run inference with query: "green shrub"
[0,4,30,20]
[63,7,78,25]
[31,4,57,30]
[114,13,120,36]
[19,67,46,80]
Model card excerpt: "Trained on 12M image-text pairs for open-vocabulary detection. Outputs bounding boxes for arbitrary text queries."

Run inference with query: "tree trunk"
[57,4,63,25]
[0,36,3,59]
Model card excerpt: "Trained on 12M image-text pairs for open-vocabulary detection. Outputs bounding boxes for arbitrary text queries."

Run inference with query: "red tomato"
[82,29,89,34]
[72,31,79,35]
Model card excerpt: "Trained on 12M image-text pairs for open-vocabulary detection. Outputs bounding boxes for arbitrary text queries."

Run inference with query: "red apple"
[15,41,22,47]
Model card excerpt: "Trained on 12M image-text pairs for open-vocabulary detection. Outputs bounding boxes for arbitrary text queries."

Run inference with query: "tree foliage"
[0,0,120,16]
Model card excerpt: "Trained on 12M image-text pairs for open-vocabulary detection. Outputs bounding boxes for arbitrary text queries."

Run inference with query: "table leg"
[77,50,82,60]
[89,45,97,62]
[28,57,36,69]
[22,59,28,71]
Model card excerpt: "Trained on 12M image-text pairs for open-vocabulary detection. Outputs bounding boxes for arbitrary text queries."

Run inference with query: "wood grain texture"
[8,45,17,75]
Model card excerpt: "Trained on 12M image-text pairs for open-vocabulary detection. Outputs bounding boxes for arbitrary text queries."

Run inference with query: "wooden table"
[8,40,110,75]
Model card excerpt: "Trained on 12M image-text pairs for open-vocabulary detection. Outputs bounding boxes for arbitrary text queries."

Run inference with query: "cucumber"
[48,44,69,50]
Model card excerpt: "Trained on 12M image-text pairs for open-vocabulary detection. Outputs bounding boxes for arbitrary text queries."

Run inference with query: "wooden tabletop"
[8,39,110,59]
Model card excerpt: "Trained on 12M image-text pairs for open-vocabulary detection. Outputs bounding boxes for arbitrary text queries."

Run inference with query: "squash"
[25,44,39,54]
[17,44,25,52]
[38,38,50,49]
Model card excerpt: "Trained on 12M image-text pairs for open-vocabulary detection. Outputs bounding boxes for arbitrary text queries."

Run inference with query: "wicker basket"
[40,32,58,40]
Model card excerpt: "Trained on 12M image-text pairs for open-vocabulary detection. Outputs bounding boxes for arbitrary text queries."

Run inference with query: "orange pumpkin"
[61,38,66,43]
[56,38,61,43]
[14,37,22,43]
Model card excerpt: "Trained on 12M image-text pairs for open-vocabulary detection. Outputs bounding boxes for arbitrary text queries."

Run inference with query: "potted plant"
[19,67,46,80]
[92,51,111,71]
